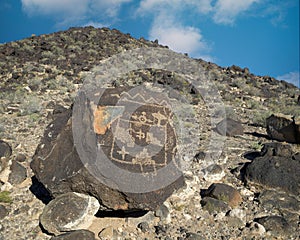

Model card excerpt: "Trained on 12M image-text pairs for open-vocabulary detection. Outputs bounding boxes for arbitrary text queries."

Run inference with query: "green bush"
[19,96,42,116]
[0,191,12,203]
[251,110,272,127]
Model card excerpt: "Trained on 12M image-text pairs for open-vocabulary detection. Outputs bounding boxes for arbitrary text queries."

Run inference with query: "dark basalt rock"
[201,183,242,207]
[266,114,300,144]
[215,118,244,137]
[50,230,95,240]
[138,222,150,233]
[0,204,8,219]
[258,189,300,228]
[259,142,293,157]
[258,190,299,213]
[31,87,184,211]
[244,143,300,196]
[14,153,26,162]
[0,140,12,158]
[8,161,27,185]
[255,216,290,236]
[200,197,230,214]
[40,192,99,236]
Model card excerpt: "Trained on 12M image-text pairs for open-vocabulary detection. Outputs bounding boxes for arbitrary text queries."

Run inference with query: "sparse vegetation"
[251,110,272,127]
[0,122,4,138]
[28,77,41,91]
[247,99,260,109]
[41,50,55,59]
[19,96,42,116]
[0,191,12,203]
[217,193,229,203]
[281,105,300,117]
[225,106,238,120]
[251,141,263,151]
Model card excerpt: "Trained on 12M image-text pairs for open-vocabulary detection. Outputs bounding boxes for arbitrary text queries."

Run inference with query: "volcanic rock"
[258,190,299,213]
[14,153,26,162]
[200,197,230,214]
[201,183,242,207]
[259,142,293,157]
[202,164,225,181]
[215,118,244,137]
[0,140,12,158]
[255,216,290,236]
[244,143,300,196]
[266,114,300,143]
[31,86,185,211]
[247,222,266,236]
[0,204,8,219]
[155,204,171,223]
[50,230,95,240]
[8,161,27,185]
[138,222,151,233]
[40,192,99,236]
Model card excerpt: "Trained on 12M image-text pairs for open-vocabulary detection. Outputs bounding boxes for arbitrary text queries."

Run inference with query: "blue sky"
[0,0,299,87]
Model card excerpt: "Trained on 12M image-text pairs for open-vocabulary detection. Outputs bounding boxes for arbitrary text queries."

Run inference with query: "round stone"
[0,140,12,158]
[40,192,100,236]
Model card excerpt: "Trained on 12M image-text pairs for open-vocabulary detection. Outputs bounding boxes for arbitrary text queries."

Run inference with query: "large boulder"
[244,143,300,196]
[31,86,185,211]
[266,114,300,143]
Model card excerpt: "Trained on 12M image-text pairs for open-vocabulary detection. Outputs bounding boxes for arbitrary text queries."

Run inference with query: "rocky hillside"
[0,26,299,240]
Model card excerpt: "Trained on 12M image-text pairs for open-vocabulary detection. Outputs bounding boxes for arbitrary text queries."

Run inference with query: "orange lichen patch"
[93,106,110,135]
[93,104,124,135]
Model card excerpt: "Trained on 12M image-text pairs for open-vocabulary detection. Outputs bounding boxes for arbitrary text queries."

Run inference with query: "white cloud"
[138,0,182,13]
[212,0,260,24]
[150,25,205,54]
[138,0,213,15]
[89,0,132,18]
[21,0,131,26]
[258,0,296,27]
[138,0,260,25]
[138,1,214,60]
[83,21,106,29]
[149,13,212,60]
[21,0,89,16]
[138,0,261,60]
[277,71,300,88]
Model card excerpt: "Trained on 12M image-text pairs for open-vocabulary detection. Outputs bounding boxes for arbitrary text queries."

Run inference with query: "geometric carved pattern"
[93,88,177,174]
